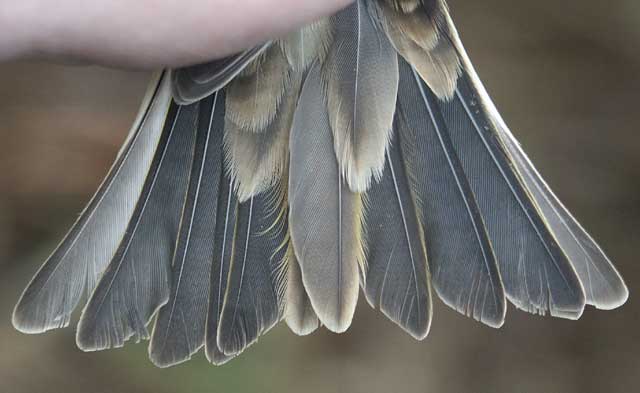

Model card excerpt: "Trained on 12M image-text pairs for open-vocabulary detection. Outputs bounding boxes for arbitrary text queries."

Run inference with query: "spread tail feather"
[12,1,627,369]
[13,72,172,334]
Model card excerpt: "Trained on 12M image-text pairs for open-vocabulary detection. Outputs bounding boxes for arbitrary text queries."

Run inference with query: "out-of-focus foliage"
[0,1,638,392]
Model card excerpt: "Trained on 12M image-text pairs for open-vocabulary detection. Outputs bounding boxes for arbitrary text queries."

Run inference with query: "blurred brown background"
[1,1,639,392]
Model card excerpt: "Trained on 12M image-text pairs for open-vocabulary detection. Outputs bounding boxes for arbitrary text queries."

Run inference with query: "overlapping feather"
[12,0,628,370]
[393,61,506,327]
[289,63,365,333]
[149,93,224,367]
[13,73,172,334]
[323,0,399,192]
[77,100,198,351]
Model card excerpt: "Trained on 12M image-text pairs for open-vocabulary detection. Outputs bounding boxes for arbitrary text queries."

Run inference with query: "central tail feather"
[289,62,364,333]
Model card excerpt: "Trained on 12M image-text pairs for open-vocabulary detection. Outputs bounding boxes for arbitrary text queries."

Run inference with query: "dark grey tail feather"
[13,72,172,334]
[363,123,433,339]
[456,69,628,310]
[441,11,628,315]
[205,173,238,365]
[149,93,225,368]
[172,44,272,105]
[77,100,197,351]
[392,60,506,327]
[433,67,586,319]
[217,185,288,356]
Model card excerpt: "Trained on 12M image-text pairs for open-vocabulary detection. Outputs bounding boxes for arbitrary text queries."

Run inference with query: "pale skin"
[0,0,354,68]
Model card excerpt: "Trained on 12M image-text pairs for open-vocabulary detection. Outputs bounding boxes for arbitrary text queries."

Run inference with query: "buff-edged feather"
[225,45,292,133]
[377,0,461,99]
[289,62,364,333]
[322,0,399,192]
[224,77,300,202]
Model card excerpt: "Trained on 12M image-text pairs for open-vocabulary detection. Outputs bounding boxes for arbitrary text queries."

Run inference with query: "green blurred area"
[1,1,639,392]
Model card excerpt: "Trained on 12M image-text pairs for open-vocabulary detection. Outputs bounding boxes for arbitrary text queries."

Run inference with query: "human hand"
[0,0,354,68]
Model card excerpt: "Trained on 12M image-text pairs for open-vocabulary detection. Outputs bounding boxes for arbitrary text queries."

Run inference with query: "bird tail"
[13,0,627,367]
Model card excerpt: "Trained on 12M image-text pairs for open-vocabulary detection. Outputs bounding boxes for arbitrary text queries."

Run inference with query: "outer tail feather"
[77,100,198,351]
[502,134,629,309]
[445,22,628,310]
[434,60,586,319]
[13,72,172,334]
